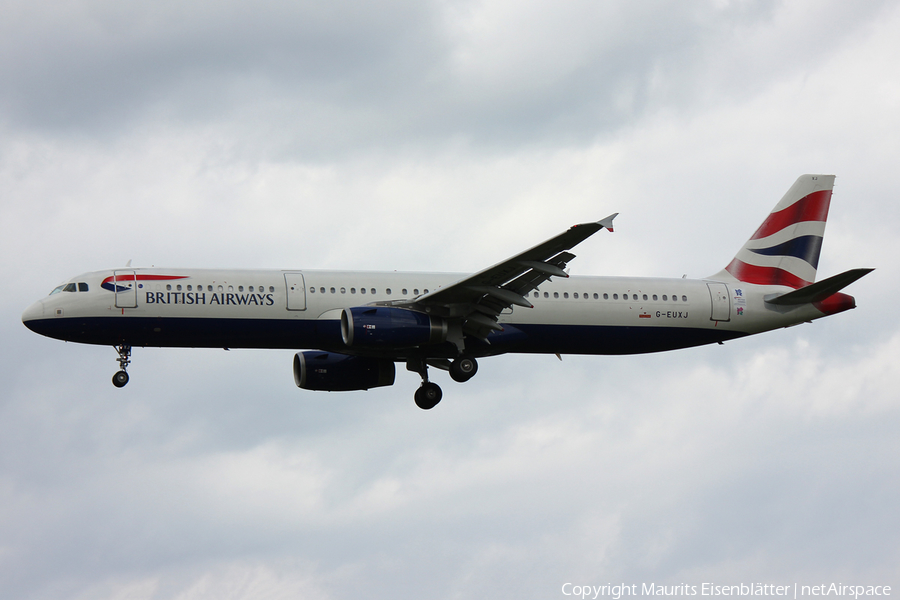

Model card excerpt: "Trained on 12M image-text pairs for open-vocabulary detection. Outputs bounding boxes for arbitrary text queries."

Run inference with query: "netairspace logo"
[560,583,892,600]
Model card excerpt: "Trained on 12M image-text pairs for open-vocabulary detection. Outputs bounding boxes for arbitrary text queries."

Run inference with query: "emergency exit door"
[284,273,307,310]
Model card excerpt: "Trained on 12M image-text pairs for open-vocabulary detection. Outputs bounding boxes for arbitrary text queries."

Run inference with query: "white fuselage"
[22,267,828,358]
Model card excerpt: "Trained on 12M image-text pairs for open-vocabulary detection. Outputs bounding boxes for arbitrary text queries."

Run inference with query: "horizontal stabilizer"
[765,268,874,306]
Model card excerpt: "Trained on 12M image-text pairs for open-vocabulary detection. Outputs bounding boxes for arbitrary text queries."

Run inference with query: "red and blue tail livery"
[22,174,872,409]
[718,175,834,288]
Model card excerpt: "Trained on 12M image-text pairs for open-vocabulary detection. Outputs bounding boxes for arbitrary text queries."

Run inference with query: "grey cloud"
[4,0,891,157]
[0,1,438,134]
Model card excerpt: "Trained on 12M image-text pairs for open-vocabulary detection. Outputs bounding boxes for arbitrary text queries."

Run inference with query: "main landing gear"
[449,356,478,383]
[414,381,442,410]
[112,344,132,388]
[409,355,479,410]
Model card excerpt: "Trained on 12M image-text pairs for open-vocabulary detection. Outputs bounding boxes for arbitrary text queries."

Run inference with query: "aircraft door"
[113,270,137,308]
[707,282,730,322]
[284,273,307,311]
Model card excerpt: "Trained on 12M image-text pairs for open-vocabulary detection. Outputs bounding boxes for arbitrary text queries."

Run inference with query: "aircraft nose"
[21,300,45,331]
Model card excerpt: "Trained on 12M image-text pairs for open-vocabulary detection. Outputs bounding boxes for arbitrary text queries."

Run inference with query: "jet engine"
[293,351,396,391]
[341,306,447,348]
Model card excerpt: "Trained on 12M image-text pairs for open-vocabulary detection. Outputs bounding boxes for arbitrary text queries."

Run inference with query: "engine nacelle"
[341,306,447,348]
[293,351,396,391]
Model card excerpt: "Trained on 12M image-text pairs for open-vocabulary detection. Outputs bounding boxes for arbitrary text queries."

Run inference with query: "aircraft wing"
[398,214,617,345]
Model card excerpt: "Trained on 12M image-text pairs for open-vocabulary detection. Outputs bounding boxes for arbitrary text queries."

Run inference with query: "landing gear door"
[284,272,307,311]
[113,270,137,309]
[707,282,730,322]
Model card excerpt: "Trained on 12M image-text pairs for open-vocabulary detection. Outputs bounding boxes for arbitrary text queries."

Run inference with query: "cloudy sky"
[2,0,898,598]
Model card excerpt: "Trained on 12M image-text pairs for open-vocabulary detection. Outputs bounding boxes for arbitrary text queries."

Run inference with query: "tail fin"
[710,174,834,288]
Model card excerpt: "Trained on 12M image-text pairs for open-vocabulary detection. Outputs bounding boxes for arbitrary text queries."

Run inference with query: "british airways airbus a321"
[23,175,872,409]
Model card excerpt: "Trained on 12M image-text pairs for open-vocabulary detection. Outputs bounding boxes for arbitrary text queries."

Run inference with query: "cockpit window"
[49,282,89,295]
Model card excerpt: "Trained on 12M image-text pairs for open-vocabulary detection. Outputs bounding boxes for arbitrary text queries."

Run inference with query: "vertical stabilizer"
[710,174,834,288]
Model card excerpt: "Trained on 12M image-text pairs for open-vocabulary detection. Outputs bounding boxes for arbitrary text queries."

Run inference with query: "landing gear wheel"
[112,370,130,388]
[112,344,132,388]
[415,382,443,410]
[449,356,478,382]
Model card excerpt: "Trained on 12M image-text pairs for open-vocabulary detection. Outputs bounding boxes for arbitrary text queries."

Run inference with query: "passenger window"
[402,289,408,295]
[341,287,346,294]
[320,287,326,294]
[643,294,648,301]
[573,293,578,299]
[613,294,618,300]
[371,288,376,295]
[360,288,366,294]
[249,286,254,292]
[564,292,569,299]
[238,286,243,292]
[78,283,89,292]
[386,288,392,295]
[682,295,688,302]
[187,285,193,291]
[351,288,357,294]
[662,295,667,301]
[553,292,559,299]
[310,287,315,293]
[544,292,549,298]
[672,295,677,302]
[330,287,336,294]
[414,289,419,295]
[269,286,275,293]
[652,294,658,301]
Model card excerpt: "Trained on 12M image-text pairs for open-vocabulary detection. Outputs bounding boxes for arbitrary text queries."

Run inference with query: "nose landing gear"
[112,344,132,388]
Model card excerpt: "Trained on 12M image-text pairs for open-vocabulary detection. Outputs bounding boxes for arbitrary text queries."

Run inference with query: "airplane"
[22,174,872,409]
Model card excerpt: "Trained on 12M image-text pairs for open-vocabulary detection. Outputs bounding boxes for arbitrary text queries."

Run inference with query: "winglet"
[598,213,618,233]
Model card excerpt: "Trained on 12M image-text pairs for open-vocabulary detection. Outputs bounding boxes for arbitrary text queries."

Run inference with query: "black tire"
[414,382,442,409]
[112,370,129,388]
[449,356,478,382]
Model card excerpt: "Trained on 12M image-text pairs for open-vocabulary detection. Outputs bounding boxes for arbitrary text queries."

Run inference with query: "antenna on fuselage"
[126,259,132,267]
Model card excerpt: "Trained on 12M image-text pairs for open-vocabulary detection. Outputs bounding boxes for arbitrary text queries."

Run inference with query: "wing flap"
[417,215,617,307]
[401,214,616,350]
